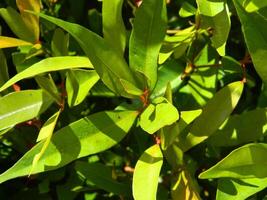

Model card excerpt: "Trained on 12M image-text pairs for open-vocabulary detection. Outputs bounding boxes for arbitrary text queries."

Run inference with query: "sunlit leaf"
[196,0,230,55]
[66,69,99,107]
[30,110,61,174]
[199,143,267,179]
[133,144,163,200]
[102,0,126,55]
[181,81,244,151]
[140,97,179,134]
[129,0,167,89]
[0,110,138,183]
[0,36,32,48]
[0,56,93,92]
[0,90,52,131]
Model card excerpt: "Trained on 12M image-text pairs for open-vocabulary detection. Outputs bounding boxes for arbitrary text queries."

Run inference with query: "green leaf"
[140,97,179,134]
[0,50,9,88]
[0,36,32,48]
[0,56,93,92]
[171,170,201,200]
[35,75,61,104]
[31,110,61,174]
[208,108,267,147]
[233,0,267,82]
[133,144,163,200]
[151,60,184,99]
[51,28,69,56]
[35,12,140,98]
[181,81,244,151]
[242,0,267,12]
[66,69,100,107]
[196,0,231,55]
[0,110,138,183]
[129,0,167,89]
[102,0,126,55]
[75,161,131,196]
[179,2,197,18]
[199,143,267,179]
[0,7,34,42]
[16,0,41,42]
[216,177,267,200]
[0,90,52,131]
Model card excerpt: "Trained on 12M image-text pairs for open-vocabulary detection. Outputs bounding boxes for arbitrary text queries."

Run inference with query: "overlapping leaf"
[0,110,138,183]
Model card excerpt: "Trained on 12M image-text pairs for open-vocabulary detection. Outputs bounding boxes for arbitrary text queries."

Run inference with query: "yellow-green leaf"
[133,144,163,200]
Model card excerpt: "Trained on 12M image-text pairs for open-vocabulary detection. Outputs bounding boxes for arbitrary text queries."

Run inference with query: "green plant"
[0,0,267,199]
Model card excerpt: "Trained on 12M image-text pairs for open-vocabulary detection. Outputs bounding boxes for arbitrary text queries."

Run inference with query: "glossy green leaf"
[16,0,41,42]
[75,161,131,196]
[242,0,267,12]
[0,110,138,183]
[151,60,184,98]
[233,0,267,82]
[208,108,267,146]
[129,0,167,89]
[51,28,69,56]
[182,81,244,151]
[102,0,126,55]
[35,12,140,98]
[31,110,61,174]
[35,75,61,104]
[199,143,267,179]
[216,177,267,200]
[133,144,163,200]
[140,97,179,134]
[0,90,52,131]
[179,2,197,18]
[0,7,34,42]
[196,0,230,55]
[0,36,32,48]
[66,69,99,107]
[0,56,93,92]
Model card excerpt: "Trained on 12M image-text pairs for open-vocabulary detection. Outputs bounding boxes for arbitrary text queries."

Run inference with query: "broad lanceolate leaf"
[0,36,32,48]
[0,110,138,183]
[208,108,267,146]
[179,2,197,18]
[181,81,244,151]
[16,0,41,42]
[129,0,167,89]
[0,7,34,42]
[102,0,126,55]
[140,97,179,134]
[133,144,163,200]
[196,0,230,55]
[31,110,61,174]
[66,69,99,107]
[216,177,267,200]
[0,90,52,131]
[233,0,267,82]
[199,143,267,179]
[0,56,93,92]
[242,0,267,12]
[76,161,131,196]
[36,12,140,98]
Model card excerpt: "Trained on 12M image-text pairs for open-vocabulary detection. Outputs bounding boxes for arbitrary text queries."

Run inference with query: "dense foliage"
[0,0,267,199]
